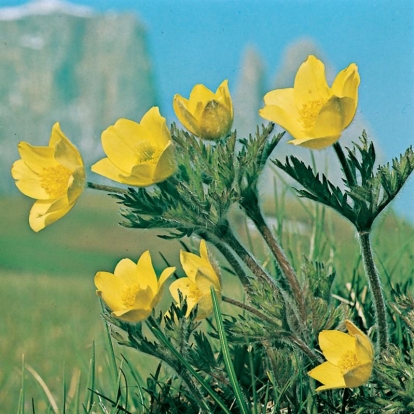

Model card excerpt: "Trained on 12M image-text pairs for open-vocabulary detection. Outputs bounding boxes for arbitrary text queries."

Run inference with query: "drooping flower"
[169,240,221,320]
[11,123,85,232]
[95,251,176,323]
[259,55,360,149]
[91,107,176,186]
[308,320,374,391]
[173,80,233,140]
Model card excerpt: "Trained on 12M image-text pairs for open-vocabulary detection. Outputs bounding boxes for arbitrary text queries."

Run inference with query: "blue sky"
[2,0,413,218]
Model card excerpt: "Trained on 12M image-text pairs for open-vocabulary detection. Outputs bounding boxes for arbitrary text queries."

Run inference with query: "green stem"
[221,296,320,361]
[222,296,277,326]
[358,231,388,351]
[333,142,356,187]
[245,207,305,320]
[87,181,129,195]
[218,222,279,292]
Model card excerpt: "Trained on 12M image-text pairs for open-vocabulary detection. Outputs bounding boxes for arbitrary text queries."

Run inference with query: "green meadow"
[0,189,413,412]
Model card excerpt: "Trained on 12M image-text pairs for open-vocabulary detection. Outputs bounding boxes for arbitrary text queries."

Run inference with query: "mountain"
[0,0,157,193]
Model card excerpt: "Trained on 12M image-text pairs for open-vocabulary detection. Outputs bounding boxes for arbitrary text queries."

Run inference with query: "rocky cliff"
[0,1,157,192]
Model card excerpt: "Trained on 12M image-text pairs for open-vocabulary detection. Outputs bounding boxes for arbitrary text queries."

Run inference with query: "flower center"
[298,99,324,130]
[39,165,72,198]
[338,350,360,371]
[136,142,163,165]
[188,283,203,302]
[122,283,140,308]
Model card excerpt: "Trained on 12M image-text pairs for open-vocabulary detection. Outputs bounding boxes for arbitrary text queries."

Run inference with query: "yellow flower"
[11,123,85,232]
[308,320,374,391]
[259,55,360,149]
[95,251,176,323]
[169,240,221,320]
[91,107,176,186]
[173,80,233,140]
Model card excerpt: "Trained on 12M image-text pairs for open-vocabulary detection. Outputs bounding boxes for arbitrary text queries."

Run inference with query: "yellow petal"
[112,308,152,323]
[152,143,176,184]
[345,320,374,360]
[114,258,138,284]
[51,123,84,170]
[17,142,56,173]
[199,239,208,260]
[199,100,233,140]
[54,134,83,171]
[189,84,215,110]
[158,266,176,289]
[310,96,344,138]
[215,80,232,113]
[195,267,220,292]
[67,167,86,204]
[260,89,306,140]
[139,107,171,148]
[169,278,200,314]
[193,291,217,320]
[337,96,358,130]
[95,271,126,311]
[91,158,127,183]
[133,284,155,309]
[101,120,142,174]
[308,361,346,391]
[332,63,360,99]
[126,164,157,186]
[173,95,200,136]
[180,250,207,282]
[136,251,158,294]
[11,160,50,200]
[319,330,355,365]
[343,362,373,388]
[29,198,74,232]
[293,55,331,107]
[287,135,341,150]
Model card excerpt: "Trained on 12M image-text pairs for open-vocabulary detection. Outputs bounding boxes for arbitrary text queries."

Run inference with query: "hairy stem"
[87,181,128,195]
[218,222,279,292]
[222,295,277,326]
[245,207,305,320]
[358,231,388,351]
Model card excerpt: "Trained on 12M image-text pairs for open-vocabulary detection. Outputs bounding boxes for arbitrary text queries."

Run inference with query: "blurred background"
[0,0,413,410]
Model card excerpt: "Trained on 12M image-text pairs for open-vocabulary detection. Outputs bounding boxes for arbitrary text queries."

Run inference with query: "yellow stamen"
[39,165,72,198]
[122,283,140,308]
[298,99,324,130]
[188,283,203,301]
[338,350,360,371]
[136,142,163,165]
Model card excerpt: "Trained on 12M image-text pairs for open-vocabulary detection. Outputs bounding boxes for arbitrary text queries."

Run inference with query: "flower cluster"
[13,54,400,405]
[95,239,221,322]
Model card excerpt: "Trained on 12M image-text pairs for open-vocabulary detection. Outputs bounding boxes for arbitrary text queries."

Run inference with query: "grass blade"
[211,287,250,414]
[99,299,118,387]
[146,315,231,414]
[26,364,58,413]
[17,355,25,414]
[82,341,95,412]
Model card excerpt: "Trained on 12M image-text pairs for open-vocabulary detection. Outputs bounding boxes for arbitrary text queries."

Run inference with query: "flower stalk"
[87,181,129,195]
[217,222,279,292]
[242,205,305,320]
[358,231,388,351]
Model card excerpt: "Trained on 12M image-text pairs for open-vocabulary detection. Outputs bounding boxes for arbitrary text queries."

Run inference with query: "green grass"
[0,192,184,276]
[0,190,413,412]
